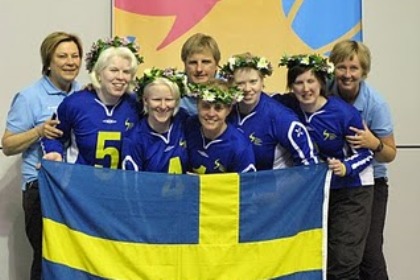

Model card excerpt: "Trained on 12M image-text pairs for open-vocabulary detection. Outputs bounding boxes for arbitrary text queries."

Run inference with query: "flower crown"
[278,54,334,79]
[85,36,144,72]
[219,54,273,80]
[187,82,244,105]
[135,67,189,98]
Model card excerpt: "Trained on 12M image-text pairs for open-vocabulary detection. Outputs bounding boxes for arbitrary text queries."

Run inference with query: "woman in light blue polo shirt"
[329,40,397,280]
[1,31,83,280]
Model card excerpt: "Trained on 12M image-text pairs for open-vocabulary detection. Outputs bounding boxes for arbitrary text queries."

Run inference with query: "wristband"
[340,163,346,177]
[374,139,384,153]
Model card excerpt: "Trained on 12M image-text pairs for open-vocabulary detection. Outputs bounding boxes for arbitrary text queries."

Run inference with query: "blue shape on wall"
[281,0,362,49]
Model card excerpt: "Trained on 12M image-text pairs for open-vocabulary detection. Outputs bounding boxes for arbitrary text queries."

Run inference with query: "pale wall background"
[0,1,112,279]
[0,0,418,279]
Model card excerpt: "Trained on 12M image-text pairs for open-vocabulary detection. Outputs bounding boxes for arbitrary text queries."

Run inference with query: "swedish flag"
[39,161,330,279]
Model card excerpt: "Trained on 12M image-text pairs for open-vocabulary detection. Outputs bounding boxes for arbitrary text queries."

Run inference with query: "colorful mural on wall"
[114,0,361,91]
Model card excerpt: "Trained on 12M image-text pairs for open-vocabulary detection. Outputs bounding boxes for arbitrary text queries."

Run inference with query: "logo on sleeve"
[294,127,304,138]
[125,119,134,131]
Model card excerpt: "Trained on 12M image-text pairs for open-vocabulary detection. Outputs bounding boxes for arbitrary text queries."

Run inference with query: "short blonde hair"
[90,46,138,92]
[181,33,221,64]
[142,77,181,115]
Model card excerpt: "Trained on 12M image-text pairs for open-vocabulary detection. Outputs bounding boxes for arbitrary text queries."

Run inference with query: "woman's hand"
[327,158,346,177]
[42,117,63,139]
[43,152,63,162]
[346,122,377,150]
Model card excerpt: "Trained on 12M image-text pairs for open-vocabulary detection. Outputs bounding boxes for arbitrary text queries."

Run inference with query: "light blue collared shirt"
[330,80,394,178]
[6,76,80,189]
[180,96,198,116]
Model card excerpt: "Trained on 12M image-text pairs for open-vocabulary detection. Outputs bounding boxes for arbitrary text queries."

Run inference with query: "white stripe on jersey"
[66,130,79,164]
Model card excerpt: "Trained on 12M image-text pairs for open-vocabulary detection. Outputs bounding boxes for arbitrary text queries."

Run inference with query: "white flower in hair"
[201,89,216,102]
[228,57,237,71]
[279,53,334,79]
[327,62,335,74]
[135,67,189,98]
[257,57,269,69]
[85,36,143,73]
[301,57,310,65]
[233,91,244,103]
[144,68,153,76]
[220,53,273,80]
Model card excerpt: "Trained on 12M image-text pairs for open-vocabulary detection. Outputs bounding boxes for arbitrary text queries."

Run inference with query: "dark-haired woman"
[280,53,374,280]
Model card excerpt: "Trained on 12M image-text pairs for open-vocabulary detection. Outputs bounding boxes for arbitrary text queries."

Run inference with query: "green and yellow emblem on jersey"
[214,159,226,173]
[125,119,134,131]
[249,133,262,146]
[179,139,187,148]
[323,130,337,140]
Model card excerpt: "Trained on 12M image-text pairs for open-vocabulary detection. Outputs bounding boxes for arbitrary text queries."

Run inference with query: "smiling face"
[48,41,81,92]
[291,69,326,112]
[184,50,218,84]
[333,55,364,102]
[233,68,263,113]
[97,56,133,105]
[144,83,177,132]
[197,100,231,140]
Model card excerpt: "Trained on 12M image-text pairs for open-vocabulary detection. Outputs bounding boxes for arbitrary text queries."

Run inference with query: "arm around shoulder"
[347,123,396,163]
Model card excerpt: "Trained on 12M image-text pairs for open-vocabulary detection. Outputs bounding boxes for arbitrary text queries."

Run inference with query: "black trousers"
[360,178,389,280]
[327,185,374,280]
[22,180,42,280]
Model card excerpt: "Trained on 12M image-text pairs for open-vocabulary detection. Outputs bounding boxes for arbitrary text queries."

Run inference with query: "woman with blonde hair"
[42,36,143,169]
[122,67,190,173]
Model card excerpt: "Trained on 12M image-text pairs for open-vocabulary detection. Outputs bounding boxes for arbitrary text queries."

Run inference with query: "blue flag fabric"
[39,160,330,279]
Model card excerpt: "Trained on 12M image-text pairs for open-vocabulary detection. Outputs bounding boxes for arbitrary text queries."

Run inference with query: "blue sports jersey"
[121,109,189,174]
[280,95,374,189]
[228,93,318,170]
[186,116,256,174]
[42,89,140,169]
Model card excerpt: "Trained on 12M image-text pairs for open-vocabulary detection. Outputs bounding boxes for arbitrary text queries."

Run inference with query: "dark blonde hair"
[329,40,371,78]
[205,79,229,92]
[181,33,221,64]
[40,31,83,75]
